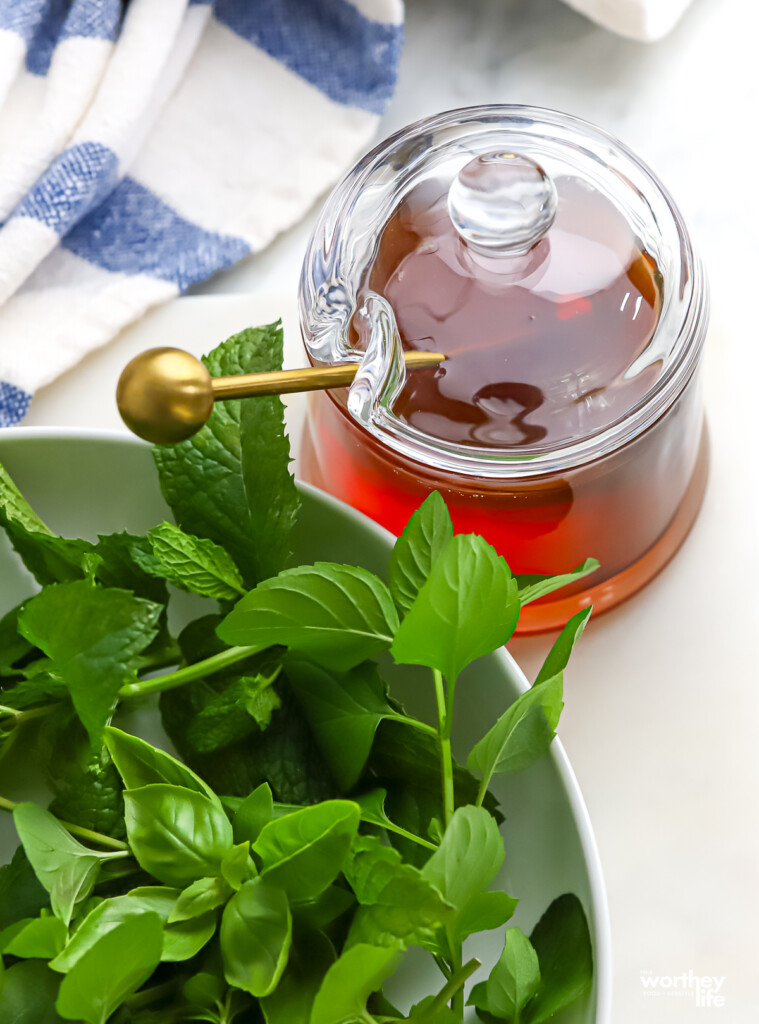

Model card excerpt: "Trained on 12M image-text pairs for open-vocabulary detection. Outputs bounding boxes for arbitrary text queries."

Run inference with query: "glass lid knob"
[447,151,558,256]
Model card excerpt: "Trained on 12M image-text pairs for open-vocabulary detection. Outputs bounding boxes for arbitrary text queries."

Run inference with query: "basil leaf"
[469,927,540,1020]
[104,727,218,802]
[0,959,63,1024]
[146,522,246,600]
[344,835,453,948]
[55,913,163,1024]
[218,563,398,672]
[421,806,505,951]
[163,909,218,962]
[50,891,177,973]
[515,559,599,606]
[388,492,453,616]
[3,913,67,959]
[453,889,518,944]
[220,878,292,997]
[170,876,233,923]
[310,943,401,1024]
[12,804,108,927]
[534,606,592,684]
[391,535,519,683]
[124,784,234,887]
[181,972,253,1022]
[18,582,161,744]
[407,995,458,1023]
[253,800,360,902]
[367,721,503,866]
[221,842,257,891]
[233,783,273,845]
[287,658,399,790]
[291,885,355,932]
[467,674,563,784]
[180,971,225,1010]
[260,930,335,1024]
[524,894,592,1023]
[153,323,299,587]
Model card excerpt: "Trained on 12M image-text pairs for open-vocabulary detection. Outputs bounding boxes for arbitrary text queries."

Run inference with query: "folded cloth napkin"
[0,0,403,426]
[560,0,695,40]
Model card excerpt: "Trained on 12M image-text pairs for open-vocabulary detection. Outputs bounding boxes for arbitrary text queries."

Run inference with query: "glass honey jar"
[298,106,709,633]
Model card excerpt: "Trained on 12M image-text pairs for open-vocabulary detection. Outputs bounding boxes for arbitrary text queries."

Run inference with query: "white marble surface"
[23,1,759,1021]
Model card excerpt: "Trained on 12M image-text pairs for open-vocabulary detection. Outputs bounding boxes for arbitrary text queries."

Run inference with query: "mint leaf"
[153,323,300,587]
[220,878,292,997]
[468,927,540,1020]
[524,895,592,1023]
[388,492,453,616]
[146,522,246,600]
[160,676,334,805]
[0,847,49,929]
[185,672,281,753]
[286,658,398,790]
[253,800,360,902]
[90,532,168,604]
[0,461,90,585]
[391,535,519,683]
[41,714,125,839]
[55,913,163,1024]
[0,604,33,673]
[515,559,599,606]
[123,784,233,887]
[12,803,106,927]
[18,582,161,744]
[344,835,453,948]
[218,563,398,672]
[311,943,401,1024]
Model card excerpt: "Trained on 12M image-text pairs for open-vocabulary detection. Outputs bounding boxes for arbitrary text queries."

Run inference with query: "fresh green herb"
[0,324,596,1023]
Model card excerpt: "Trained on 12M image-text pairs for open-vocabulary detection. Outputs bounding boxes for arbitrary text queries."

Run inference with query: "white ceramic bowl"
[0,428,612,1023]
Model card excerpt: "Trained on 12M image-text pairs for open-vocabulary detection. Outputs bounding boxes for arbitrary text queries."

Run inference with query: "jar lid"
[299,106,708,478]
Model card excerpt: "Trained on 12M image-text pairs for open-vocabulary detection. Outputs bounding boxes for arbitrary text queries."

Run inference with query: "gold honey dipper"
[116,347,445,445]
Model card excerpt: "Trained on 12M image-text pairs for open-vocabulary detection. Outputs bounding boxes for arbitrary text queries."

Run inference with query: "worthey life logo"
[639,969,726,1008]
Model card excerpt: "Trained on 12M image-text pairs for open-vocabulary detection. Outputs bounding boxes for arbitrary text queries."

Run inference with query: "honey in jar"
[299,107,709,633]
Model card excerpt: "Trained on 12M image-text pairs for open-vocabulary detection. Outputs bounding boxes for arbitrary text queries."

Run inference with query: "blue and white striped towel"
[0,0,403,426]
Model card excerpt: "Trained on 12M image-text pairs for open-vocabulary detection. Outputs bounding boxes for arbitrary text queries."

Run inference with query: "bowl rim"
[0,424,613,1022]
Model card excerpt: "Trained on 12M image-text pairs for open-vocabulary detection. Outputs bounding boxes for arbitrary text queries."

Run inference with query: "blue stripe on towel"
[0,0,48,44]
[14,141,119,233]
[214,0,402,114]
[0,382,32,426]
[63,177,250,293]
[26,0,121,76]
